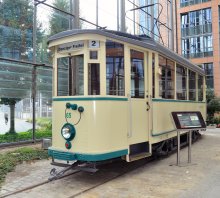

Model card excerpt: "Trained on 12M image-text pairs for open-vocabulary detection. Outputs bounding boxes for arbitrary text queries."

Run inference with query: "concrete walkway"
[0,128,220,198]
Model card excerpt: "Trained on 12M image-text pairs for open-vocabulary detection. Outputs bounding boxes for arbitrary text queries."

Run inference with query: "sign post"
[171,111,206,166]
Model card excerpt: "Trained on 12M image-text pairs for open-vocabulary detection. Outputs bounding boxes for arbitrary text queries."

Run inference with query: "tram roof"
[48,29,205,75]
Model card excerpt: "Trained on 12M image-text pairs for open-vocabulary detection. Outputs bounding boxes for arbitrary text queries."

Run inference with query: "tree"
[0,98,21,133]
[49,0,70,36]
[206,89,220,124]
[0,0,44,133]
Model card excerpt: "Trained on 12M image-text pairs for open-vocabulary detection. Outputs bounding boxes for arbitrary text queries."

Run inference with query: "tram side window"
[57,55,84,96]
[198,75,204,101]
[57,57,69,96]
[189,70,196,101]
[159,55,175,99]
[176,64,187,100]
[88,63,100,95]
[130,49,144,98]
[106,40,124,96]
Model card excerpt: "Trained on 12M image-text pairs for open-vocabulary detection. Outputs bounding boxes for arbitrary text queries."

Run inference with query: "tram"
[48,29,206,166]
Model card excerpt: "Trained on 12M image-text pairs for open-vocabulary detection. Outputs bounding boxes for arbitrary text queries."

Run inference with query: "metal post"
[188,130,192,163]
[120,0,126,32]
[96,0,99,29]
[170,0,174,51]
[117,0,119,31]
[133,0,135,34]
[73,0,79,29]
[69,0,73,29]
[150,0,154,39]
[32,1,37,143]
[177,130,180,166]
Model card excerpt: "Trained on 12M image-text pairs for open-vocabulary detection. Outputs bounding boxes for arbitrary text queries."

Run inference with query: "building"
[137,0,176,51]
[177,0,219,95]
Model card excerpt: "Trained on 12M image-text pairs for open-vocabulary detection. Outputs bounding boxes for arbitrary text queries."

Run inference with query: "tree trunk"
[8,103,16,133]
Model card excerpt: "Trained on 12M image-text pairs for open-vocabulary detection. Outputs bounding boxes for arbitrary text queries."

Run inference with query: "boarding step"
[127,152,152,162]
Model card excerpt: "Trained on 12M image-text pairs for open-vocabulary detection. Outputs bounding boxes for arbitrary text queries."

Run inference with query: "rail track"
[0,157,154,198]
[0,131,202,198]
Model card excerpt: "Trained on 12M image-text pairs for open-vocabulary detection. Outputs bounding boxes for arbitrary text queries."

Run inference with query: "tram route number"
[65,112,71,118]
[89,40,100,48]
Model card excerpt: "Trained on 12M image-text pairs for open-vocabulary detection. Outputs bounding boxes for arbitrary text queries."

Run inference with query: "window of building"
[200,62,214,88]
[130,49,144,98]
[181,8,212,58]
[159,55,175,99]
[106,40,124,96]
[57,55,84,96]
[176,64,187,100]
[188,70,196,101]
[88,63,100,95]
[180,0,211,8]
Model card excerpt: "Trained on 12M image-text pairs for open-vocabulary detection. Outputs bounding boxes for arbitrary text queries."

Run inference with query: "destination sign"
[171,111,206,130]
[57,41,84,53]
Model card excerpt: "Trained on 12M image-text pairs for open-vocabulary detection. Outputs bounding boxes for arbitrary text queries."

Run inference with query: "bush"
[0,130,52,143]
[27,118,52,130]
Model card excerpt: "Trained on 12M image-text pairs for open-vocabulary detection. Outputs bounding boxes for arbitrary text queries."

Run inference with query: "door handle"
[146,102,150,111]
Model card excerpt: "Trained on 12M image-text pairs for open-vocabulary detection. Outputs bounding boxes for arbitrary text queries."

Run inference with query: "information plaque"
[171,111,206,130]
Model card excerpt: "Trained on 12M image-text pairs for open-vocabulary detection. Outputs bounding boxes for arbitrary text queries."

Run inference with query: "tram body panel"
[48,29,206,164]
[151,100,206,143]
[128,99,149,145]
[52,99,128,154]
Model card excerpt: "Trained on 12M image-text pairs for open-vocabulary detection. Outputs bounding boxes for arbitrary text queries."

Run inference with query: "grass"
[0,147,49,186]
[0,130,52,143]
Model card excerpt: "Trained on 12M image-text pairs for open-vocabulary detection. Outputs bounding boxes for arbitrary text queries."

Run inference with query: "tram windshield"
[57,55,84,96]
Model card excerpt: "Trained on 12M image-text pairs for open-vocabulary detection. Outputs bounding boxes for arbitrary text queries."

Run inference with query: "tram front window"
[106,40,125,96]
[88,63,100,95]
[57,55,84,96]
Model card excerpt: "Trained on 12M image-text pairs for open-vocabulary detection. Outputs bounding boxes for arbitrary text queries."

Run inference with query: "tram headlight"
[61,123,75,141]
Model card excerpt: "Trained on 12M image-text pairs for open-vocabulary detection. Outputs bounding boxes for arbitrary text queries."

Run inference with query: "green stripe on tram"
[53,97,128,101]
[152,98,206,103]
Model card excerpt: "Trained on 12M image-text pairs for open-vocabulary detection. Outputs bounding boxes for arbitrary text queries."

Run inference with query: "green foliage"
[206,89,220,124]
[0,98,21,105]
[0,147,48,186]
[0,130,52,143]
[49,0,70,36]
[27,118,52,130]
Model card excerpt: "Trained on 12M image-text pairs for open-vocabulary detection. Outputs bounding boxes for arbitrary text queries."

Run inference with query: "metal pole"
[69,0,73,29]
[177,131,180,166]
[174,0,178,53]
[117,0,119,31]
[133,0,135,34]
[170,0,174,51]
[120,0,126,32]
[188,130,192,163]
[96,0,99,29]
[150,0,154,39]
[32,1,37,143]
[73,0,79,29]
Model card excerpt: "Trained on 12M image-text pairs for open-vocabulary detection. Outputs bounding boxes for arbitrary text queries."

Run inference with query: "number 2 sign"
[89,40,100,48]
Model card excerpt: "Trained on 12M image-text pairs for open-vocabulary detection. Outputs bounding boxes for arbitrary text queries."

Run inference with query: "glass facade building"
[177,0,219,93]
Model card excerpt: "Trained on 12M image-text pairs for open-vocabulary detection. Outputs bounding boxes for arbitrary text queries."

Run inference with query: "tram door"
[129,50,149,147]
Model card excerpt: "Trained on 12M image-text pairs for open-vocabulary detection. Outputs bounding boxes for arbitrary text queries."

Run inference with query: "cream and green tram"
[48,29,206,165]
